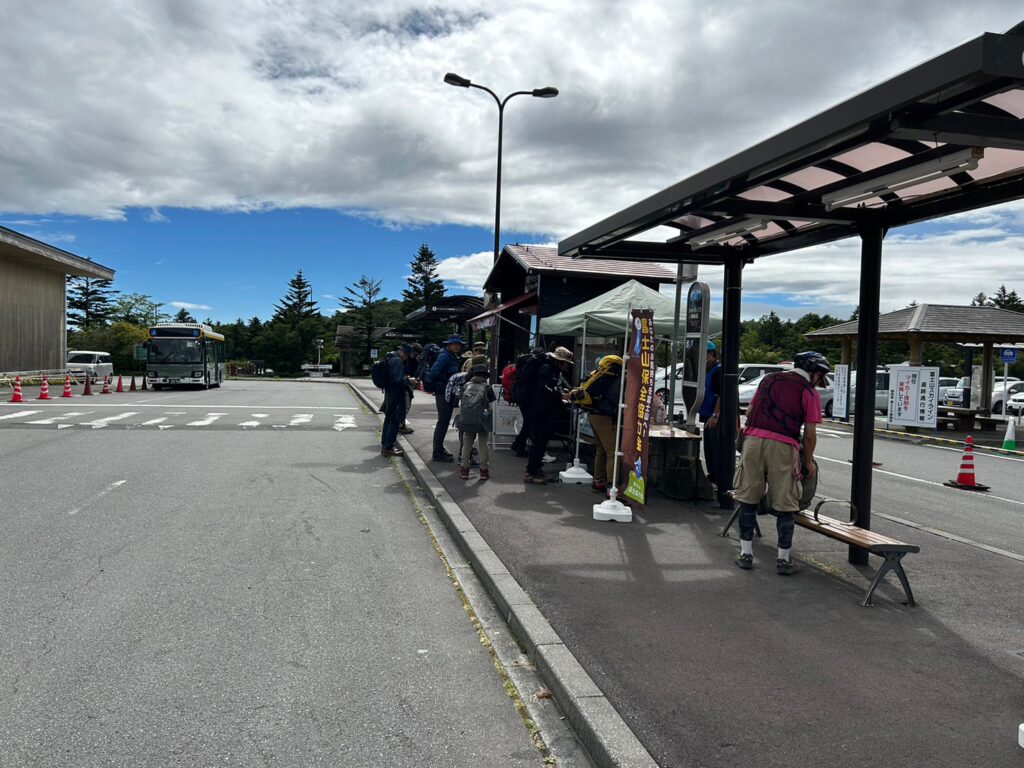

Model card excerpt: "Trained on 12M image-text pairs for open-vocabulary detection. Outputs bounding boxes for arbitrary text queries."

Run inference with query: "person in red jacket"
[733,351,830,575]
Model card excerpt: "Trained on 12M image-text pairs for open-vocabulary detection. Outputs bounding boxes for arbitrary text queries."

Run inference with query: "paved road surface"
[0,382,550,767]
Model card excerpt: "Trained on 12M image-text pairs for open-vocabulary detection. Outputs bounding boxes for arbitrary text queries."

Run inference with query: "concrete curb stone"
[347,382,659,768]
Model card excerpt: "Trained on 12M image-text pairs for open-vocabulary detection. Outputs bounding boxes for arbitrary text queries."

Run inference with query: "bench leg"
[862,552,916,607]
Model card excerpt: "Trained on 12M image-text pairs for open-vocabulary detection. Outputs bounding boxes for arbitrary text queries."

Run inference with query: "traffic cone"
[1003,419,1017,451]
[115,375,124,393]
[100,375,112,395]
[38,375,51,400]
[82,375,93,396]
[141,374,148,390]
[9,375,24,403]
[944,436,990,491]
[129,375,137,391]
[61,375,73,398]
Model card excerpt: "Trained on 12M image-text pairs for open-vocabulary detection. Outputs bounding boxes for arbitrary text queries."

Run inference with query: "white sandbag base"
[593,498,632,523]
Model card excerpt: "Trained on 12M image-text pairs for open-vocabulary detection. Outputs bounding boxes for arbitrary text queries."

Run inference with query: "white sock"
[778,547,791,562]
[740,540,753,556]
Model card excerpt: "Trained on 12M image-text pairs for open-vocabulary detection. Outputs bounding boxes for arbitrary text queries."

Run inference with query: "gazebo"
[557,20,1024,564]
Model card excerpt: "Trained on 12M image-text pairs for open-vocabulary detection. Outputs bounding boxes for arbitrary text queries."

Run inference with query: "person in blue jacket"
[428,335,465,461]
[700,341,724,484]
[381,343,415,456]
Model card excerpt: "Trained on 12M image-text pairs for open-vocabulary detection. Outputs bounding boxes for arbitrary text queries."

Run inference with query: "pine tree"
[401,243,447,327]
[173,308,197,323]
[341,276,384,363]
[273,270,319,322]
[970,292,989,307]
[990,285,1024,312]
[67,275,117,330]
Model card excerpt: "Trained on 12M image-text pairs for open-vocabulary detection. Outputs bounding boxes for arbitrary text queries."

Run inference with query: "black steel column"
[850,215,885,565]
[717,257,743,508]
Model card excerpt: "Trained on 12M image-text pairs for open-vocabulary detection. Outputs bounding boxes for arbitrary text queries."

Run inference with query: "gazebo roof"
[805,303,1024,343]
[483,244,674,292]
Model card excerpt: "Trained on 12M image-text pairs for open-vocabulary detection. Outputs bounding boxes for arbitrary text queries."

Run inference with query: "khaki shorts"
[732,435,803,512]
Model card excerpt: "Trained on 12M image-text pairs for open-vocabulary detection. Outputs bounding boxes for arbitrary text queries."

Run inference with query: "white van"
[67,350,113,381]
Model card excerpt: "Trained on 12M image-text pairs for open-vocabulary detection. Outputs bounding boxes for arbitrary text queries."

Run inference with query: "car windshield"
[148,339,202,364]
[67,353,95,364]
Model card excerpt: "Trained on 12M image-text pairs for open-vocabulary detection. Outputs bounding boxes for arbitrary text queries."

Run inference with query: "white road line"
[817,454,1024,508]
[239,420,261,428]
[5,403,356,410]
[69,479,127,516]
[253,413,269,418]
[289,413,314,426]
[81,412,139,429]
[187,413,226,427]
[816,427,849,437]
[333,415,356,431]
[140,416,168,425]
[157,425,175,430]
[925,443,1024,464]
[0,410,40,420]
[26,411,87,424]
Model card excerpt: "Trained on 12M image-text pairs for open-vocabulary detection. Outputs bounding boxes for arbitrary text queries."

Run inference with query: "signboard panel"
[492,386,520,439]
[680,281,711,429]
[832,364,849,420]
[886,366,940,428]
[620,309,656,505]
[1000,348,1018,364]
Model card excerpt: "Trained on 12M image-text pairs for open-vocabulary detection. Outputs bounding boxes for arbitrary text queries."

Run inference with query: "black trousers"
[511,402,533,452]
[433,390,454,456]
[526,407,553,476]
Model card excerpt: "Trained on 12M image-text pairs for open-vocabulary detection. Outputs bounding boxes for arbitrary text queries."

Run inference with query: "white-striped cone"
[944,435,990,491]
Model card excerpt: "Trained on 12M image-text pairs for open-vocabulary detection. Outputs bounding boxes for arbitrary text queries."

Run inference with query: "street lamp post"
[443,72,558,263]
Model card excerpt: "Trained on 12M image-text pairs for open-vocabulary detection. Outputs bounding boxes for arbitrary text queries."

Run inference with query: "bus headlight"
[192,370,203,378]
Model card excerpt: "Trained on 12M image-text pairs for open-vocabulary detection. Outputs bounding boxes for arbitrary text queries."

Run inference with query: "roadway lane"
[0,381,545,766]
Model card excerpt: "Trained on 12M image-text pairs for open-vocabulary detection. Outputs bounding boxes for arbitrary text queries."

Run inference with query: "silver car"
[66,350,113,382]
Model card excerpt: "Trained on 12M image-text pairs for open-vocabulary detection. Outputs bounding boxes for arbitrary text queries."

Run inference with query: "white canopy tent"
[538,279,721,338]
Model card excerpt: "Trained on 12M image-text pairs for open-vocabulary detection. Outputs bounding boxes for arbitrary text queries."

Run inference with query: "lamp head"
[444,72,471,88]
[532,87,558,98]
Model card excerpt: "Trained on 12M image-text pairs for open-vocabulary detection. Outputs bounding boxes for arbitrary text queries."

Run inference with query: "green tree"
[970,291,989,307]
[111,293,163,325]
[67,275,117,330]
[401,243,447,336]
[990,284,1024,312]
[173,307,197,323]
[341,275,384,365]
[273,270,319,322]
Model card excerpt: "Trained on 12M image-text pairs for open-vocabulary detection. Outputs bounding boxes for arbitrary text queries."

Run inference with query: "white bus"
[146,323,225,389]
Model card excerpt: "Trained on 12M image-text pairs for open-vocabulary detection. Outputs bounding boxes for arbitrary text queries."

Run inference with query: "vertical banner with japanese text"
[621,309,656,505]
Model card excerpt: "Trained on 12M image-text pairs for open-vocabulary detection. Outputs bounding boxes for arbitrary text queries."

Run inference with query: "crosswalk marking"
[0,410,40,420]
[82,412,139,429]
[140,416,167,425]
[27,411,87,424]
[333,415,356,431]
[0,409,366,431]
[289,413,314,426]
[239,420,260,428]
[186,413,226,427]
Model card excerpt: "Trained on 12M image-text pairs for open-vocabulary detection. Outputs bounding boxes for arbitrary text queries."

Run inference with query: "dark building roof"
[806,304,1024,343]
[404,294,484,323]
[0,225,114,279]
[483,245,674,291]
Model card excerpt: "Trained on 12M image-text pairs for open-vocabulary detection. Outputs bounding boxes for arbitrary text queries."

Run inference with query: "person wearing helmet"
[700,341,724,486]
[733,351,830,575]
[568,355,623,493]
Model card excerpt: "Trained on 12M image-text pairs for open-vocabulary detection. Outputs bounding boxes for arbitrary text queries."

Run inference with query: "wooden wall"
[0,256,65,372]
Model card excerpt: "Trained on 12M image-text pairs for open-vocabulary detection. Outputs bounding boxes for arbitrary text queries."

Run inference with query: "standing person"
[510,347,544,457]
[381,344,414,457]
[400,343,421,435]
[427,335,464,462]
[733,351,829,575]
[458,365,496,480]
[700,342,724,485]
[524,347,574,485]
[462,341,489,372]
[569,355,623,494]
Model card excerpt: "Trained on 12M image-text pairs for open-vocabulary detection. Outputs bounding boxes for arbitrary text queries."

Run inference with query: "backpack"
[569,367,614,410]
[459,379,491,432]
[500,363,517,403]
[514,354,541,403]
[371,357,390,390]
[417,343,442,392]
[445,372,468,408]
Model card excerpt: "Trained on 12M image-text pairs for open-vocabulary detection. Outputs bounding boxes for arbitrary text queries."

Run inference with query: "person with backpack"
[378,343,415,457]
[568,355,623,494]
[509,347,545,457]
[399,343,421,435]
[524,347,574,485]
[458,364,496,480]
[700,341,724,485]
[427,335,465,462]
[733,351,829,575]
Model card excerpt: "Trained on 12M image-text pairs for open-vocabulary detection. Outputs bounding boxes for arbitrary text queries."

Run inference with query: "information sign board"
[832,364,850,420]
[886,366,940,428]
[1000,348,1018,364]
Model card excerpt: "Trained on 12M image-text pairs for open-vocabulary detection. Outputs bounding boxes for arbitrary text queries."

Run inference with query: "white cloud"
[170,301,214,311]
[436,250,493,292]
[146,208,169,222]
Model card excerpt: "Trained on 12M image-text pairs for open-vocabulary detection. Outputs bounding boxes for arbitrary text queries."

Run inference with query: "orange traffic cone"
[82,375,94,396]
[944,435,990,491]
[100,375,112,394]
[61,375,74,398]
[115,375,124,393]
[38,375,52,400]
[141,374,148,390]
[129,375,137,391]
[9,375,24,403]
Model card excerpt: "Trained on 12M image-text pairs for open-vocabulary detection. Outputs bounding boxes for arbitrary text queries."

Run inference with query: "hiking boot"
[432,452,454,463]
[459,466,470,480]
[480,467,490,480]
[776,558,795,576]
[398,426,414,434]
[382,447,404,457]
[591,481,608,494]
[736,553,753,570]
[524,473,547,485]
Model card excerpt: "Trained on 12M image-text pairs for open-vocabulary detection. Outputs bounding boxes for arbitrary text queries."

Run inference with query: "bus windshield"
[148,339,203,364]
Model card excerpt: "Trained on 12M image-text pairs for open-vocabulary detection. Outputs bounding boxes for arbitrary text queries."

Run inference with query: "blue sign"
[1000,348,1018,364]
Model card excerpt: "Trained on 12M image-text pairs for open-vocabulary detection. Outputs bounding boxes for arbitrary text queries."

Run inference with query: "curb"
[347,382,658,768]
[823,419,1024,458]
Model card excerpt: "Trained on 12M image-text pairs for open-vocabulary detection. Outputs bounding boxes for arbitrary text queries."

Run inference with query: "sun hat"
[470,364,489,377]
[550,346,574,364]
[444,335,465,346]
[398,343,414,356]
[707,340,717,352]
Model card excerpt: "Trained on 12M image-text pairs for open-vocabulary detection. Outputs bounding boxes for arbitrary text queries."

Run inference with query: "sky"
[3,0,1024,323]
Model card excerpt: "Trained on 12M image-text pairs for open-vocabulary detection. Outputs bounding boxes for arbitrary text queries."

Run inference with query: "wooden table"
[647,425,708,500]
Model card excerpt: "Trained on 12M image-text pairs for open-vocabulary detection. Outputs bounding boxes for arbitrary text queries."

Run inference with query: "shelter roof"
[404,294,484,323]
[0,225,114,279]
[805,303,1024,342]
[483,245,674,291]
[560,22,1024,264]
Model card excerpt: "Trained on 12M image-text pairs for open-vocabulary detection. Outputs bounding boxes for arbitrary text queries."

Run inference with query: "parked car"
[653,361,789,407]
[943,375,1021,408]
[738,371,834,414]
[66,350,113,382]
[990,380,1024,414]
[822,370,891,417]
[1006,391,1024,416]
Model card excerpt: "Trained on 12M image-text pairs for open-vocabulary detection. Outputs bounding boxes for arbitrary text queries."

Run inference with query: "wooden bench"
[796,499,919,607]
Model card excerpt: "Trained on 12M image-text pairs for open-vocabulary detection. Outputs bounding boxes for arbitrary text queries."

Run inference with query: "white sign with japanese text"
[886,366,940,428]
[832,364,849,420]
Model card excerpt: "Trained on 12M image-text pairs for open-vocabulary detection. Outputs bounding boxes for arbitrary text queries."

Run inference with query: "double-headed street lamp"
[443,72,558,263]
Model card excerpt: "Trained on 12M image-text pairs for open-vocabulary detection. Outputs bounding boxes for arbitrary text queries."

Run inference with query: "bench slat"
[794,512,919,554]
